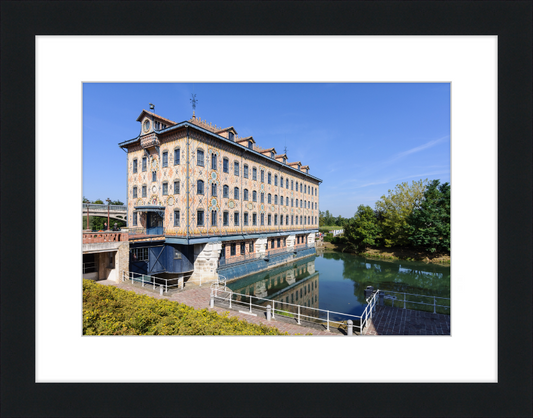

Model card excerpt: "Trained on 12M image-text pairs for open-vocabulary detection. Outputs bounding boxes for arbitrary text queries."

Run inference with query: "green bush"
[323,233,333,242]
[83,279,288,335]
[331,236,348,245]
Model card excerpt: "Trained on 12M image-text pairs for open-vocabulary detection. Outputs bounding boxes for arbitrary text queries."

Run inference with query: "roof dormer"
[136,109,176,135]
[215,126,238,141]
[275,153,288,163]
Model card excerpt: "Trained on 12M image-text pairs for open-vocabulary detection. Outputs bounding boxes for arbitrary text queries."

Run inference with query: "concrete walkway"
[96,280,340,336]
[364,305,450,335]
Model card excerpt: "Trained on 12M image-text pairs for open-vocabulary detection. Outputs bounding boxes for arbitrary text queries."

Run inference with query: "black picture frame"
[1,1,531,417]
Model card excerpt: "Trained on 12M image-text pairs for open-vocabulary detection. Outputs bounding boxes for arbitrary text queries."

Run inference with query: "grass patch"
[83,279,288,335]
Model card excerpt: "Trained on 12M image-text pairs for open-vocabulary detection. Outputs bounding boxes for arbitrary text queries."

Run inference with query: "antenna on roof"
[190,94,198,118]
[284,144,288,155]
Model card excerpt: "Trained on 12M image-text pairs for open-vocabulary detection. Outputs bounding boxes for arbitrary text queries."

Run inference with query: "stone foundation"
[190,242,222,283]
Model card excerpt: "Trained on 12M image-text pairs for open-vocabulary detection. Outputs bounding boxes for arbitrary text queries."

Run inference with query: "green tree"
[344,205,382,251]
[407,180,450,253]
[375,179,428,247]
[93,199,104,204]
[109,199,124,205]
[83,196,90,203]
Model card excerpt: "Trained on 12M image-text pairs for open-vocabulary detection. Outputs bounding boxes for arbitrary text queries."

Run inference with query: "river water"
[226,250,450,319]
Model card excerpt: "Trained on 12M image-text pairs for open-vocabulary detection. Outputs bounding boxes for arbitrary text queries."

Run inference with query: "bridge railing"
[83,203,127,211]
[378,290,450,314]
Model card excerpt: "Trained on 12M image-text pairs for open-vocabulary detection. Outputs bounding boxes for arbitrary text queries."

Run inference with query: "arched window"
[274,195,278,205]
[234,212,239,226]
[268,193,272,204]
[280,196,284,205]
[223,158,229,173]
[133,159,138,173]
[252,190,257,202]
[252,167,257,180]
[243,164,249,178]
[234,161,240,176]
[286,178,289,188]
[261,193,264,203]
[174,148,180,165]
[243,189,249,201]
[197,149,204,166]
[197,180,204,195]
[268,172,272,184]
[162,182,168,195]
[261,170,265,182]
[274,175,278,186]
[223,185,229,198]
[280,176,283,188]
[211,153,217,170]
[162,151,168,168]
[133,186,137,198]
[211,183,217,196]
[234,187,239,200]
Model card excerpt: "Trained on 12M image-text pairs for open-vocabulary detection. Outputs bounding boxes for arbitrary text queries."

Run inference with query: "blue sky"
[83,83,450,218]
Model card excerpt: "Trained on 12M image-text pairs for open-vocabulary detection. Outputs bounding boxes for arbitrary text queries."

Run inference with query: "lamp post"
[106,198,111,230]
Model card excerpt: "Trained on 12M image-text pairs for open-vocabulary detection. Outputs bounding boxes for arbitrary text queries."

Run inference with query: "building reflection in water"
[228,255,320,318]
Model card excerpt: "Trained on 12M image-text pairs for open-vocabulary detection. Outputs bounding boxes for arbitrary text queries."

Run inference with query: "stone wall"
[190,242,222,283]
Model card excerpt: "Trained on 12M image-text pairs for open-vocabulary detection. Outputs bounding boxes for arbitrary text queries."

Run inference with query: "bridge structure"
[83,203,128,223]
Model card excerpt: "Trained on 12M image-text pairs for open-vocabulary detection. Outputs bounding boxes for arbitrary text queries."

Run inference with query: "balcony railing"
[83,231,129,244]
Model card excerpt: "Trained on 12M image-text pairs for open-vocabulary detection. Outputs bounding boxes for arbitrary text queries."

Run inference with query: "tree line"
[322,179,450,254]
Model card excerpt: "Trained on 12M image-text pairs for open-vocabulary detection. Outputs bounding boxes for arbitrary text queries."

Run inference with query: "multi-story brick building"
[118,109,322,282]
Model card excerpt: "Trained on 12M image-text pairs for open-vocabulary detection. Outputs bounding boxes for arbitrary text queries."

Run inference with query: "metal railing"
[379,290,450,314]
[210,287,380,335]
[83,262,97,274]
[83,203,127,212]
[122,271,185,293]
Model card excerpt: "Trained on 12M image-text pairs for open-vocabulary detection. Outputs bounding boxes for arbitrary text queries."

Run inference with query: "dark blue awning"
[134,205,165,212]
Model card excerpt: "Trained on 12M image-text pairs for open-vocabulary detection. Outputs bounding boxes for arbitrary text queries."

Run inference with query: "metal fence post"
[347,320,353,336]
[160,285,164,296]
[298,305,301,324]
[249,296,252,313]
[266,305,271,321]
[153,279,156,290]
[272,300,275,319]
[433,296,436,314]
[142,275,145,287]
[403,292,406,309]
[326,310,329,331]
[210,294,214,308]
[229,293,232,308]
[165,281,168,294]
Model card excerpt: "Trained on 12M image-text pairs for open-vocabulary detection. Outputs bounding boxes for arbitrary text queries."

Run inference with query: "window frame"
[252,167,257,180]
[243,164,249,179]
[197,179,204,195]
[234,161,240,176]
[197,149,205,167]
[223,185,229,198]
[133,159,138,173]
[132,186,137,198]
[211,183,217,196]
[174,148,180,165]
[234,211,239,226]
[211,210,217,226]
[234,187,239,200]
[174,210,180,227]
[162,151,168,168]
[174,180,180,194]
[223,158,229,173]
[211,153,217,170]
[223,211,229,226]
[162,182,168,196]
[197,210,204,226]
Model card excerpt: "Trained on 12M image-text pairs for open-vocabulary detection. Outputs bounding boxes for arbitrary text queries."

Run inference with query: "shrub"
[323,233,333,242]
[83,279,288,335]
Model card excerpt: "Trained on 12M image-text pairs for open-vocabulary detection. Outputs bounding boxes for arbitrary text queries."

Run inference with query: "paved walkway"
[364,305,450,335]
[97,280,339,336]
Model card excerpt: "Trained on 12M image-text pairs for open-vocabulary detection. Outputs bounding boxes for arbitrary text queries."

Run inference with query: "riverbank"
[319,241,450,264]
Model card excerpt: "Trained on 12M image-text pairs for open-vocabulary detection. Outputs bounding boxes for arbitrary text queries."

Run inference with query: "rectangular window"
[280,215,283,225]
[277,238,281,248]
[223,211,229,226]
[291,180,294,190]
[261,193,264,203]
[291,215,294,225]
[295,199,298,207]
[197,150,204,166]
[230,243,236,256]
[162,151,168,167]
[253,191,257,202]
[261,170,264,182]
[229,132,235,141]
[197,211,204,226]
[268,214,271,226]
[142,185,147,197]
[252,213,257,226]
[234,161,239,176]
[240,242,245,254]
[234,188,239,200]
[223,185,229,198]
[132,248,148,262]
[133,159,137,173]
[286,215,289,225]
[174,181,180,194]
[280,196,284,205]
[162,183,168,195]
[211,154,217,170]
[274,215,278,225]
[211,210,217,226]
[234,212,239,226]
[280,177,283,188]
[244,165,249,178]
[268,173,271,184]
[274,175,278,186]
[249,241,254,253]
[142,157,147,172]
[286,179,289,188]
[152,171,157,182]
[261,213,264,226]
[244,189,248,201]
[248,141,253,149]
[296,216,298,225]
[174,148,180,165]
[223,158,229,173]
[174,210,180,227]
[274,195,278,205]
[133,187,137,198]
[291,199,294,207]
[252,167,257,180]
[244,212,249,226]
[133,212,137,226]
[211,183,217,196]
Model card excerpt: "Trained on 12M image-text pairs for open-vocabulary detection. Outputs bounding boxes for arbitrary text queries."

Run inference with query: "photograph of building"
[118,108,322,283]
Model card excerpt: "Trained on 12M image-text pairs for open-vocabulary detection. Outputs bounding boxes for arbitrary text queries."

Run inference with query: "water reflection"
[226,251,450,318]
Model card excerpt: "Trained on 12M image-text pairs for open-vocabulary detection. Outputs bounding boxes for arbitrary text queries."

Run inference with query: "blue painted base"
[218,247,317,281]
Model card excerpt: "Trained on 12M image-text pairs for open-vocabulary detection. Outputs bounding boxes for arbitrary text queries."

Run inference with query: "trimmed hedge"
[83,279,287,335]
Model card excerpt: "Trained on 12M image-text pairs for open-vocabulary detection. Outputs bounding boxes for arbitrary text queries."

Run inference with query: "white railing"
[379,290,450,314]
[122,271,185,293]
[210,287,380,335]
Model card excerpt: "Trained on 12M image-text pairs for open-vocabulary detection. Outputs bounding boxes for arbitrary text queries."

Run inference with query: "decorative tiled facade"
[119,109,322,282]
